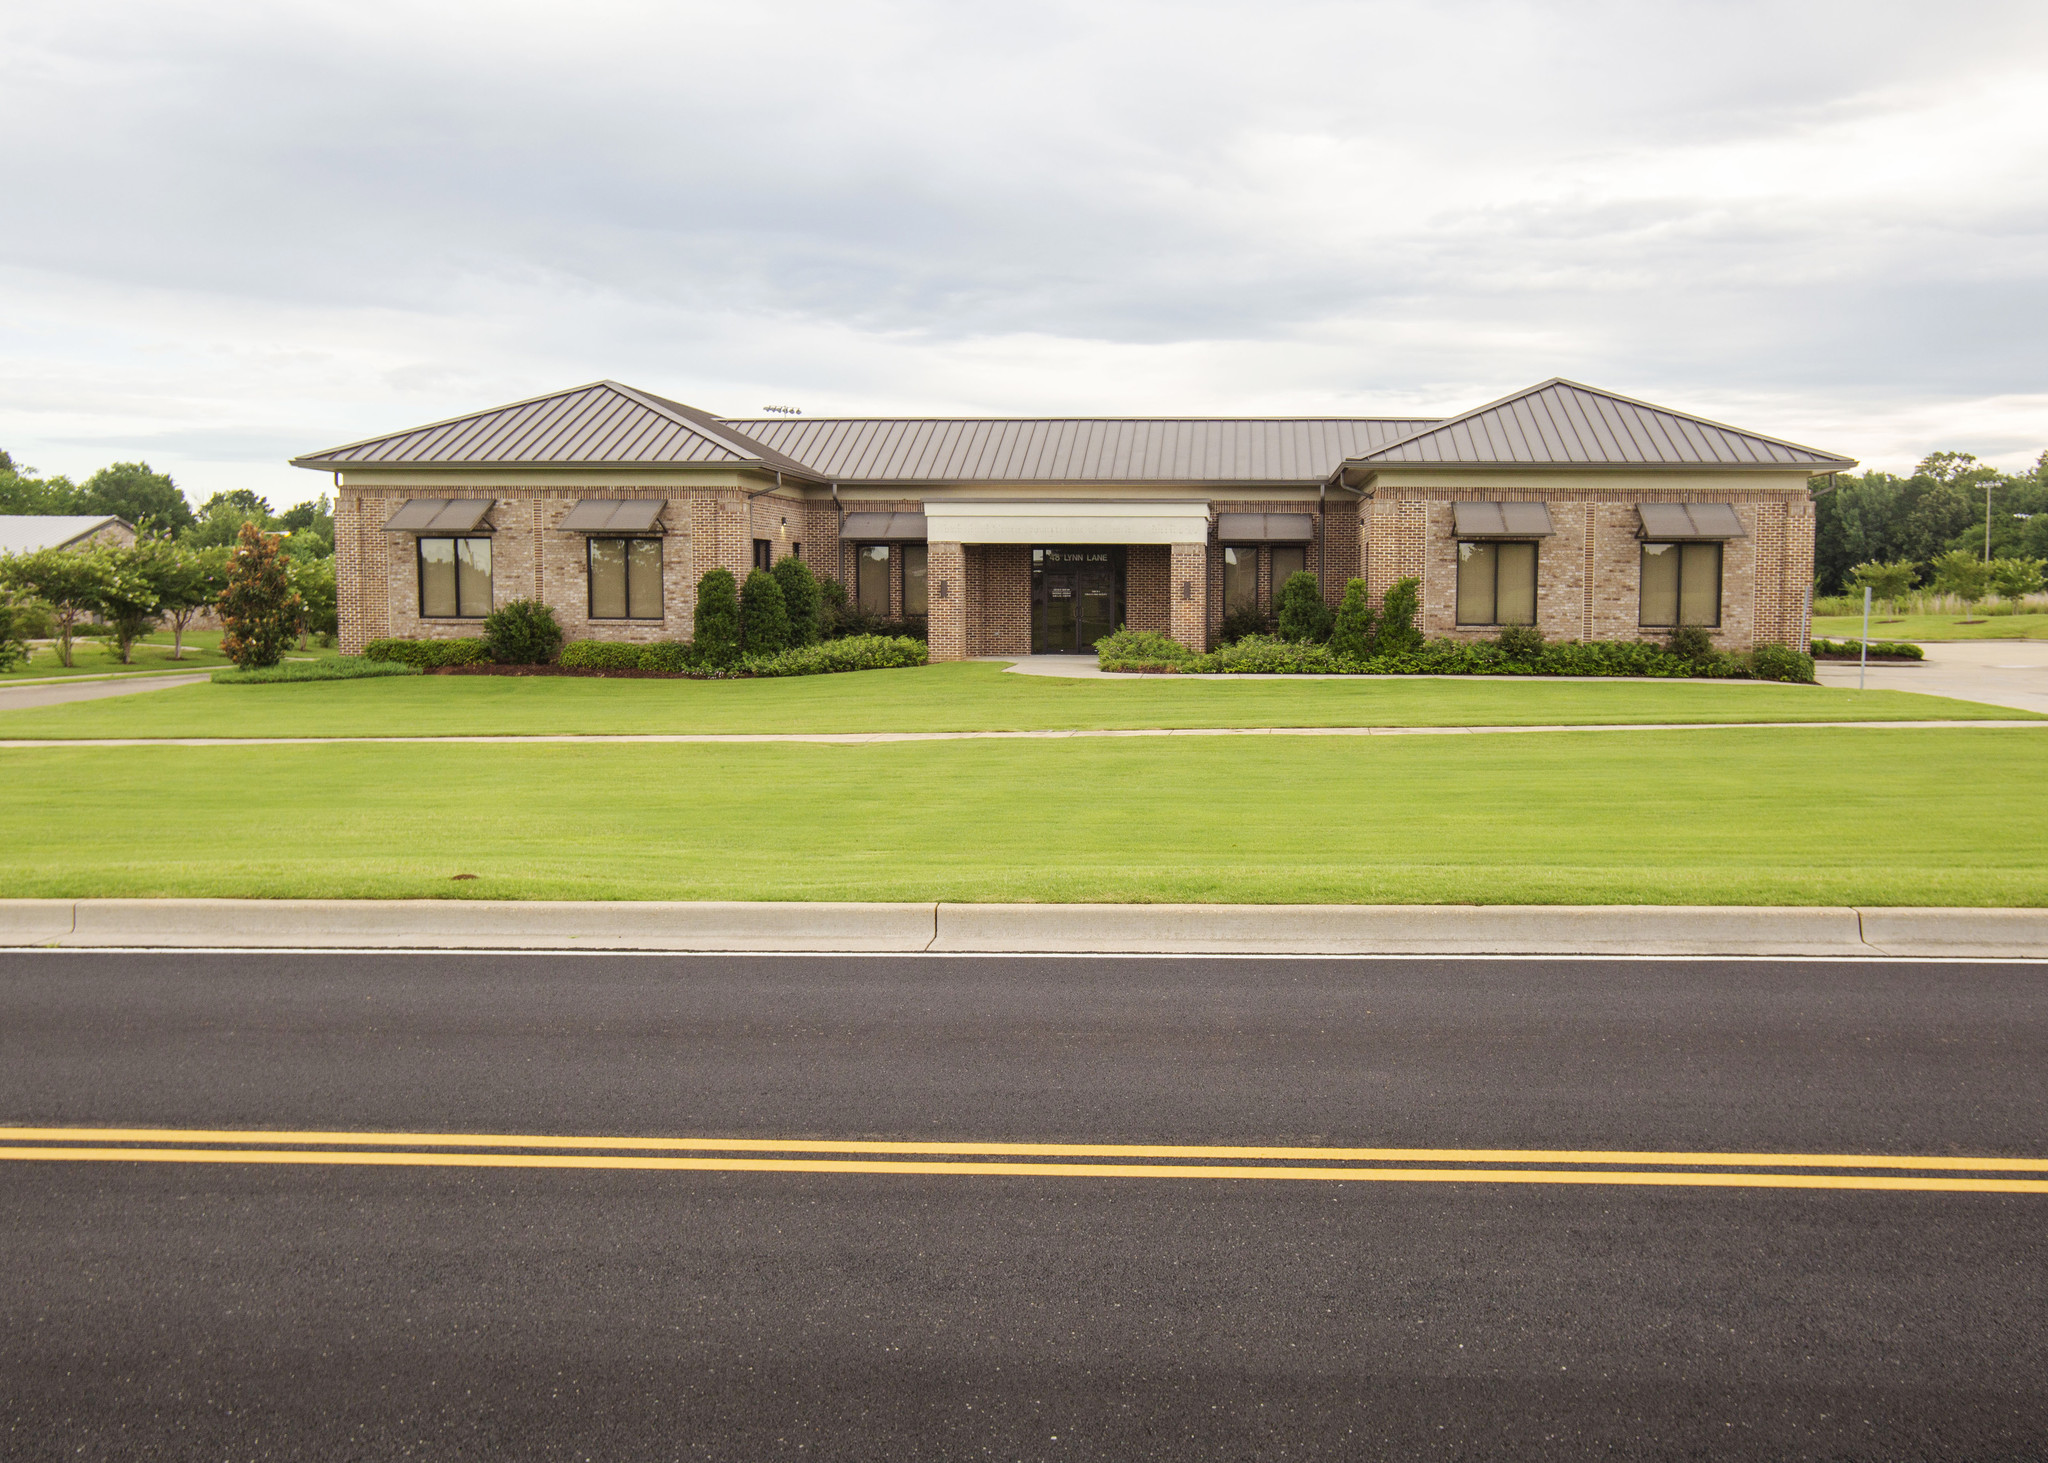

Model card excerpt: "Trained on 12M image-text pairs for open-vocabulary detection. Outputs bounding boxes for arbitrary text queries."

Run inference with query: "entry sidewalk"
[2,900,2042,958]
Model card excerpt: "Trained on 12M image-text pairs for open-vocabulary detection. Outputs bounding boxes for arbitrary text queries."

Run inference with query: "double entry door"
[1031,546,1125,653]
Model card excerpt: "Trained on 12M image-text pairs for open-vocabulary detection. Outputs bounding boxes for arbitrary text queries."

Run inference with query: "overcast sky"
[3,0,2045,507]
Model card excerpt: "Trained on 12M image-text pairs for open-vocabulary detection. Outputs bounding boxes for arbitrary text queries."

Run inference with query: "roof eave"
[297,457,826,484]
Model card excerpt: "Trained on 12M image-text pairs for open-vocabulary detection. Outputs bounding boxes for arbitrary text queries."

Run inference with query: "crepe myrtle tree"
[216,521,301,670]
[1845,560,1918,617]
[1989,556,2045,611]
[134,540,227,659]
[1930,550,1993,617]
[0,546,114,667]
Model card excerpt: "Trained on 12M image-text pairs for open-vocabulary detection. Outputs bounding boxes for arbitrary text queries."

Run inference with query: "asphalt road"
[2,952,2044,1461]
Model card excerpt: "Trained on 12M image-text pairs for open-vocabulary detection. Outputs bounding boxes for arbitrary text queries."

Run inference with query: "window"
[1270,545,1309,592]
[856,544,891,614]
[418,536,492,618]
[1456,541,1537,626]
[753,539,773,571]
[1639,541,1722,627]
[1221,546,1258,613]
[588,537,663,620]
[902,543,929,617]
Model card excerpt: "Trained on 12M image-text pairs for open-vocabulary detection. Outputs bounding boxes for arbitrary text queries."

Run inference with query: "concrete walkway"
[1815,638,2048,716]
[0,673,209,712]
[1,719,2039,750]
[3,898,2043,957]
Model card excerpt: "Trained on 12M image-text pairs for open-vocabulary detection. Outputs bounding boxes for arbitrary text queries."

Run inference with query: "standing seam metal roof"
[1349,380,1856,469]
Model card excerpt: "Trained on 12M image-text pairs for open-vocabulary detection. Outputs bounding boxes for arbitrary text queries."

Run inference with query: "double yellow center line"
[2,1127,2044,1192]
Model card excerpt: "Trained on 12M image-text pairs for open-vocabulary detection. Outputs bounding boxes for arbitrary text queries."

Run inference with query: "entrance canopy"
[923,500,1209,545]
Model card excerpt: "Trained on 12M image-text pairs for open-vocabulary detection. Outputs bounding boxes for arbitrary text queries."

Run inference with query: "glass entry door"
[1031,547,1125,653]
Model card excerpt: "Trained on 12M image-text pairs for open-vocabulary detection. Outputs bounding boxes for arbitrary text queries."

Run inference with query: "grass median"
[0,661,2029,739]
[5,727,2043,904]
[1811,612,2048,641]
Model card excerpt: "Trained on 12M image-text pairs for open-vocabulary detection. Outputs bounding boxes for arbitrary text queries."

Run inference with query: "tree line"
[0,449,336,669]
[1816,448,2048,597]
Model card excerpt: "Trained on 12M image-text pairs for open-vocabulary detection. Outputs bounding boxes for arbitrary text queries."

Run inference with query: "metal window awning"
[1636,503,1747,540]
[840,511,928,541]
[558,499,665,533]
[1452,502,1555,538]
[381,498,496,533]
[1215,512,1314,543]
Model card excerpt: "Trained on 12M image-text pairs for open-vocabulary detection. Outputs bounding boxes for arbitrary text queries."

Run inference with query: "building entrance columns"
[926,540,967,662]
[1169,542,1208,653]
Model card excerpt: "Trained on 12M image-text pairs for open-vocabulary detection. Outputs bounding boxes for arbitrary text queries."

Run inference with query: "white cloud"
[1,0,2044,505]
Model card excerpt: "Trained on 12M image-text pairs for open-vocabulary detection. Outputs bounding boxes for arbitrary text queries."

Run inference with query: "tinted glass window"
[902,543,928,616]
[1222,546,1258,612]
[856,544,891,614]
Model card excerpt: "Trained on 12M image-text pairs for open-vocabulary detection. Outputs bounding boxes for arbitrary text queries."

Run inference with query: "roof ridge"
[723,415,1446,425]
[607,383,820,477]
[290,380,620,465]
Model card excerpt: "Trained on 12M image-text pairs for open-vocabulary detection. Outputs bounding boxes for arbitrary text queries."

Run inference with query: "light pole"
[1986,477,1995,562]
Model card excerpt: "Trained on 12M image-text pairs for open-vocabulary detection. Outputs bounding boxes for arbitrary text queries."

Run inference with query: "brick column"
[928,540,966,661]
[1169,542,1208,653]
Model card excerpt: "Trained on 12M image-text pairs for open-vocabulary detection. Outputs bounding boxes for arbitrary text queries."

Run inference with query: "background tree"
[289,555,339,647]
[80,462,195,536]
[0,459,86,516]
[770,555,823,645]
[739,568,791,655]
[692,568,741,665]
[1929,550,1992,616]
[0,592,28,673]
[216,522,300,670]
[1988,557,2045,610]
[0,548,114,666]
[184,489,275,549]
[1844,560,1918,615]
[1327,578,1376,660]
[278,494,336,555]
[136,541,227,659]
[90,546,164,664]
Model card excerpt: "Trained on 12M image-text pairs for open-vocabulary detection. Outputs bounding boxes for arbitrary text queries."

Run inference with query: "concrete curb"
[1,900,2044,958]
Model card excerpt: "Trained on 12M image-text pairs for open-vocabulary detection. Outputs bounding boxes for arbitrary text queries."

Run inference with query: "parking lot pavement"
[1814,636,2048,714]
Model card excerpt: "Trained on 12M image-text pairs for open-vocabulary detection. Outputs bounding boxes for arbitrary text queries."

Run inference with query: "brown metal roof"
[1349,381,1857,471]
[292,381,821,478]
[723,416,1438,484]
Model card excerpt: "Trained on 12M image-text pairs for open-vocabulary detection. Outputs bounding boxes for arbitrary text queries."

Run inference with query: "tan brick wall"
[1169,543,1208,652]
[1125,544,1170,634]
[1360,485,1812,650]
[964,544,1030,655]
[928,541,967,661]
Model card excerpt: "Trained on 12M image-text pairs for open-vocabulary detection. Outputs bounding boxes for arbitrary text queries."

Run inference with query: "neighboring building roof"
[725,416,1439,484]
[1347,380,1857,471]
[290,380,821,479]
[0,514,134,554]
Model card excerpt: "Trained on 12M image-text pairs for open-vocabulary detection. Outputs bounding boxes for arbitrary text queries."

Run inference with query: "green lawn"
[2,629,342,680]
[4,729,2042,904]
[1813,612,2048,641]
[0,661,2028,739]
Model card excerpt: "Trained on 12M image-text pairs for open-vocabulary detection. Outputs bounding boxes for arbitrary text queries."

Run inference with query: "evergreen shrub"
[739,569,791,655]
[745,634,927,677]
[1218,605,1272,644]
[483,598,563,664]
[1666,624,1716,662]
[1749,643,1817,683]
[1328,579,1376,661]
[1377,577,1422,654]
[771,556,823,645]
[692,568,742,665]
[1275,571,1333,642]
[1495,624,1545,661]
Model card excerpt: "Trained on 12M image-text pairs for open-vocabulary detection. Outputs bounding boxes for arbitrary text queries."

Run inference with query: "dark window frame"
[1455,539,1540,627]
[752,538,773,571]
[587,536,664,621]
[416,535,493,619]
[1638,540,1724,628]
[854,542,893,615]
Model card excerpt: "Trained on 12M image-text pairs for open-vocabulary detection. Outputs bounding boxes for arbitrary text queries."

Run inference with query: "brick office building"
[297,378,1852,659]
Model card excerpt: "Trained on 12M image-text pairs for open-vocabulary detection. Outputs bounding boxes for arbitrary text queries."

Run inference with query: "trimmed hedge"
[362,637,491,667]
[1812,637,1924,660]
[745,634,927,677]
[1096,631,1819,683]
[211,657,421,684]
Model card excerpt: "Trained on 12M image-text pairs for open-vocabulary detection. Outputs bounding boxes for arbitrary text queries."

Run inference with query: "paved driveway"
[0,673,209,712]
[1815,637,2048,714]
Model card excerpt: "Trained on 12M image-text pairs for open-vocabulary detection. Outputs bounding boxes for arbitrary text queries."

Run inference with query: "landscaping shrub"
[740,569,791,654]
[1496,623,1545,661]
[1327,579,1376,660]
[1666,624,1716,663]
[217,521,301,670]
[1218,605,1272,645]
[1275,571,1333,643]
[1094,628,1194,672]
[745,634,927,677]
[211,657,420,684]
[1194,634,1348,674]
[558,640,649,671]
[637,641,698,673]
[1749,643,1817,684]
[1810,637,1924,660]
[692,568,741,666]
[1377,577,1422,654]
[362,637,491,667]
[483,598,563,664]
[771,556,823,645]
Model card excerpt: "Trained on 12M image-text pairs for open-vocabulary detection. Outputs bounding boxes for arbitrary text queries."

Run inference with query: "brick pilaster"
[928,541,967,661]
[1169,542,1208,652]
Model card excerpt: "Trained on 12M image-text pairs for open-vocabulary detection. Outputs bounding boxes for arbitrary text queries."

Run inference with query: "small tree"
[1845,560,1918,616]
[290,555,338,647]
[1377,577,1422,654]
[216,521,300,670]
[0,547,113,667]
[1274,571,1332,643]
[133,540,225,660]
[1327,578,1376,660]
[482,598,562,664]
[91,546,164,664]
[740,568,792,655]
[771,555,824,645]
[1988,556,2045,611]
[0,593,30,672]
[1930,550,1993,616]
[692,567,742,665]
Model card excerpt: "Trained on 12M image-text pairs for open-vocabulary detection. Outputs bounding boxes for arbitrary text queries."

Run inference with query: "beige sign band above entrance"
[922,500,1211,545]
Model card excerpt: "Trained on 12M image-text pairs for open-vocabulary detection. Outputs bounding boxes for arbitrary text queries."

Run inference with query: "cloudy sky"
[3,0,2045,508]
